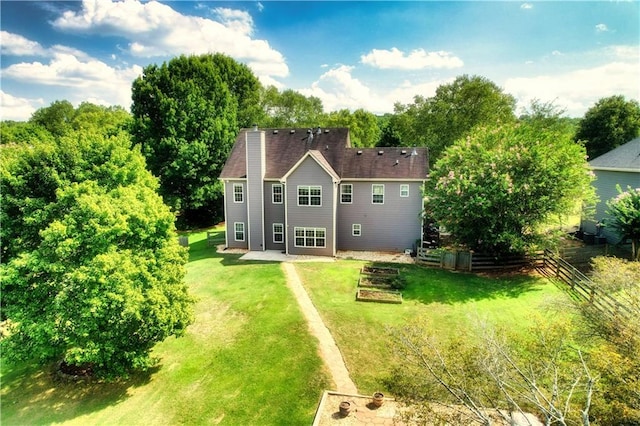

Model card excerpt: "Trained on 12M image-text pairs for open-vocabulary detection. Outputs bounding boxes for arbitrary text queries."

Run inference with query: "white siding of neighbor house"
[224,180,248,249]
[264,181,286,250]
[337,181,423,252]
[285,157,336,256]
[582,169,639,244]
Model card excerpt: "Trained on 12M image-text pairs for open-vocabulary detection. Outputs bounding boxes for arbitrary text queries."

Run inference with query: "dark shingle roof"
[589,138,640,171]
[219,128,429,180]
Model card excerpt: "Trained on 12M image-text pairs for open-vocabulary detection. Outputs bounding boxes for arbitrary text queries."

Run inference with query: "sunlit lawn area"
[1,228,330,425]
[294,261,571,394]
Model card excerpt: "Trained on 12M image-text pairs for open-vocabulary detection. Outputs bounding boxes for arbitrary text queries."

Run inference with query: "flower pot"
[372,392,384,407]
[339,401,351,417]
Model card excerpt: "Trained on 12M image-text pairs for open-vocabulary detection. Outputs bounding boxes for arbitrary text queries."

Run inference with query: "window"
[341,184,353,204]
[272,184,283,204]
[298,185,322,206]
[233,184,244,203]
[352,224,361,237]
[400,184,410,198]
[234,222,245,241]
[294,227,326,248]
[273,223,284,243]
[372,184,385,204]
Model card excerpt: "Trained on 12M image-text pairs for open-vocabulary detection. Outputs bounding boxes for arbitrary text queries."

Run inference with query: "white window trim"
[372,184,385,204]
[234,222,245,241]
[340,183,353,204]
[352,224,361,237]
[272,184,283,204]
[293,227,326,248]
[273,223,284,244]
[233,183,244,203]
[400,184,410,198]
[297,185,322,207]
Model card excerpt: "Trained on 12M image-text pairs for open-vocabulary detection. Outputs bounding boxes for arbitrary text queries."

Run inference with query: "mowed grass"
[0,228,330,425]
[294,261,571,394]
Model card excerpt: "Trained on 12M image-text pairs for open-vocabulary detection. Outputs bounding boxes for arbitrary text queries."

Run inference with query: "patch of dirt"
[356,288,402,304]
[337,250,414,264]
[216,244,247,254]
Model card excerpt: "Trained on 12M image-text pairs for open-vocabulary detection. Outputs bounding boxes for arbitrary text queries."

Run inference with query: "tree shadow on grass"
[400,266,543,305]
[1,362,158,425]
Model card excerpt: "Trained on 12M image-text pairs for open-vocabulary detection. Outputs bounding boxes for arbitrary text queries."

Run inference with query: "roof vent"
[253,124,258,131]
[273,130,279,134]
[378,150,384,155]
[290,129,295,134]
[324,129,329,134]
[401,149,407,155]
[307,129,312,134]
[411,147,418,156]
[357,150,363,155]
[316,126,322,135]
[395,159,399,165]
[325,145,329,150]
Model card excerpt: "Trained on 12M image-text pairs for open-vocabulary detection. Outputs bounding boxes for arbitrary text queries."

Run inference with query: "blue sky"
[1,1,638,121]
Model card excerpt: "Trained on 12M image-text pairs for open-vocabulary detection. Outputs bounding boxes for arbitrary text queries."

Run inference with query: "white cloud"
[52,0,288,82]
[520,3,533,9]
[0,91,44,121]
[504,61,639,117]
[256,2,264,12]
[551,50,563,56]
[595,23,609,33]
[361,47,463,70]
[1,31,48,56]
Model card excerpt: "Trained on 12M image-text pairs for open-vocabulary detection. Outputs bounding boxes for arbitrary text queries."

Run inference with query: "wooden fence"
[416,248,543,272]
[540,249,631,320]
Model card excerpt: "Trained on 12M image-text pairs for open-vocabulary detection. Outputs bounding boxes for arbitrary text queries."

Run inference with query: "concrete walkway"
[281,262,358,394]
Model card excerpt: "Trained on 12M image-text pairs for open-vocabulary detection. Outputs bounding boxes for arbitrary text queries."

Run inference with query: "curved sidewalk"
[281,262,358,395]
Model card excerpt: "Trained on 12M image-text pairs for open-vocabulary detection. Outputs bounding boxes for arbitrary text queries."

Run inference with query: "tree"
[394,75,516,161]
[0,132,194,377]
[0,120,54,145]
[575,95,640,159]
[376,114,403,147]
[388,317,595,425]
[71,102,132,136]
[131,54,261,227]
[606,185,640,260]
[323,108,381,147]
[260,86,324,128]
[30,100,75,137]
[425,121,594,256]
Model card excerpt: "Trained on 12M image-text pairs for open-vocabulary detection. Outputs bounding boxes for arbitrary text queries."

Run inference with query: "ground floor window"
[234,222,245,241]
[273,223,284,243]
[352,224,361,236]
[294,227,326,248]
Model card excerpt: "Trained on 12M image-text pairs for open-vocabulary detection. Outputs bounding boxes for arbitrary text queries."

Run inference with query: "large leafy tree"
[606,186,640,260]
[323,108,381,147]
[393,75,516,161]
[0,132,193,377]
[575,95,640,159]
[131,54,262,227]
[425,121,594,256]
[260,86,324,128]
[29,100,75,137]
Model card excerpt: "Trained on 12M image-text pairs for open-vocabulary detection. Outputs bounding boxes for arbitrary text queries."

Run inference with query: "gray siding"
[337,181,423,251]
[582,170,639,243]
[224,180,248,249]
[285,157,336,256]
[246,130,265,250]
[264,181,286,250]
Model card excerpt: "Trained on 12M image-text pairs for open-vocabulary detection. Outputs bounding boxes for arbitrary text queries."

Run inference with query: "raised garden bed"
[361,266,399,276]
[358,275,394,289]
[356,288,403,304]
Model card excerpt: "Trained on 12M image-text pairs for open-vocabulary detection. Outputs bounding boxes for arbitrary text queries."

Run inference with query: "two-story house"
[219,126,429,256]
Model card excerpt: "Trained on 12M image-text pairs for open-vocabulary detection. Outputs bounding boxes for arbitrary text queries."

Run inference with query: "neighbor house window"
[352,224,361,237]
[298,185,322,206]
[400,184,410,198]
[273,223,284,243]
[234,222,245,241]
[233,183,244,203]
[272,184,283,204]
[294,227,326,248]
[341,184,353,204]
[372,184,385,204]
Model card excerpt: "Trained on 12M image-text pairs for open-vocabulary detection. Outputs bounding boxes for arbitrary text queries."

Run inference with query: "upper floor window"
[372,184,385,204]
[400,184,410,198]
[233,183,244,203]
[341,184,353,204]
[298,185,322,206]
[272,184,283,204]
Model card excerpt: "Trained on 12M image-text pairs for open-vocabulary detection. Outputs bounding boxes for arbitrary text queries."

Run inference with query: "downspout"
[283,181,289,255]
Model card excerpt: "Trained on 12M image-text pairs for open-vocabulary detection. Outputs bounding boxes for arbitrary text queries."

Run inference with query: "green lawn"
[0,229,330,425]
[294,261,571,394]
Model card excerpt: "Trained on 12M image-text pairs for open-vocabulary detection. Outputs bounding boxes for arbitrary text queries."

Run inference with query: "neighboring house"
[219,126,429,256]
[581,138,640,244]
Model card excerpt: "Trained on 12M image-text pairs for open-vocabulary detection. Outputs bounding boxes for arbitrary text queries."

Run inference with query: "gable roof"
[219,127,429,181]
[281,150,340,182]
[589,138,640,172]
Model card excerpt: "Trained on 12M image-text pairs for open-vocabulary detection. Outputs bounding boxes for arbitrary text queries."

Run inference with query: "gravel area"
[336,250,415,264]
